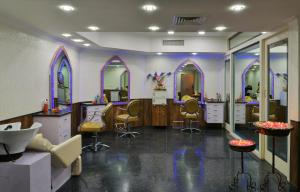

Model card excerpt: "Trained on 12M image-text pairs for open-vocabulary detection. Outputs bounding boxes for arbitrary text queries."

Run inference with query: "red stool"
[229,139,256,191]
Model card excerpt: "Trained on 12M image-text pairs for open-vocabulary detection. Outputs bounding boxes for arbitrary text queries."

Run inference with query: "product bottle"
[43,99,49,113]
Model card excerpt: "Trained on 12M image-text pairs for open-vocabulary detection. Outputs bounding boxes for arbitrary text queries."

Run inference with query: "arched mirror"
[174,59,204,103]
[241,60,274,103]
[50,46,72,110]
[101,56,130,104]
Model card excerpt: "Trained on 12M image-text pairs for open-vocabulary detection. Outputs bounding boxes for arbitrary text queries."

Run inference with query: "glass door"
[264,34,289,176]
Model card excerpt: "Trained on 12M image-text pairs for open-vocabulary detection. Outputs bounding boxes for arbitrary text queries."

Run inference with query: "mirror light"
[229,4,246,12]
[148,25,160,31]
[215,26,227,31]
[191,53,198,55]
[58,5,75,12]
[142,4,157,12]
[156,52,163,55]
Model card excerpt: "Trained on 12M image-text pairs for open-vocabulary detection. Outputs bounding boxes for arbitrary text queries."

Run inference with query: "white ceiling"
[0,0,299,50]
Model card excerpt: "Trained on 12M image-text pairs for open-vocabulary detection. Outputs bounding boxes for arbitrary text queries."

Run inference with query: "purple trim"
[241,59,274,101]
[173,59,205,103]
[100,55,130,105]
[50,46,73,109]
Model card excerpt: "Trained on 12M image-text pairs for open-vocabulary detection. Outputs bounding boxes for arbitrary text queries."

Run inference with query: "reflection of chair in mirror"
[180,99,201,133]
[79,103,113,152]
[115,100,140,138]
[252,100,277,121]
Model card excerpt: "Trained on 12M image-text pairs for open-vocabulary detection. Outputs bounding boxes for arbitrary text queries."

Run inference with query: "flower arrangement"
[147,72,172,90]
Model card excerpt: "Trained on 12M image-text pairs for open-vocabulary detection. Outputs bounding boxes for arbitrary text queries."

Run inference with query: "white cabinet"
[81,104,106,123]
[34,112,71,145]
[205,103,225,124]
[235,103,246,124]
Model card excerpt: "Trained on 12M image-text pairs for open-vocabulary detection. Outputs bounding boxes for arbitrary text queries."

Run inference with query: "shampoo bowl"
[0,122,41,162]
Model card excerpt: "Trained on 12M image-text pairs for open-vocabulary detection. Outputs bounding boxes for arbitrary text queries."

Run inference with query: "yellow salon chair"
[115,100,140,138]
[252,100,277,122]
[180,98,201,133]
[79,103,113,152]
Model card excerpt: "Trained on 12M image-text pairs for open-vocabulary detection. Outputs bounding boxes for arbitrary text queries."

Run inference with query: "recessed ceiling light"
[167,30,175,35]
[148,25,160,31]
[156,52,163,55]
[229,4,246,12]
[198,31,206,35]
[215,26,227,31]
[58,4,75,12]
[83,43,90,47]
[87,26,100,31]
[192,52,198,55]
[261,31,268,34]
[254,53,259,56]
[72,39,84,43]
[62,33,72,37]
[142,4,157,12]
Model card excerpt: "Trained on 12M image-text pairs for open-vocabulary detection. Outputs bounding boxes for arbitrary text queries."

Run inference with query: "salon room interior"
[1,0,300,192]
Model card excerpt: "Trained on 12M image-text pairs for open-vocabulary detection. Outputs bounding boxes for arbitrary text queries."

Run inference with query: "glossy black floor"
[59,127,297,192]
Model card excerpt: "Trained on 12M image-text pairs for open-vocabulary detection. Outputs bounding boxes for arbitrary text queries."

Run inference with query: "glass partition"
[101,56,130,104]
[174,60,204,103]
[267,39,288,161]
[229,32,262,49]
[225,59,230,124]
[233,43,260,149]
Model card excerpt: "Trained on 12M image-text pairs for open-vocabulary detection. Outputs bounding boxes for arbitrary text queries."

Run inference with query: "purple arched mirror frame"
[242,59,274,102]
[173,59,205,104]
[100,55,130,105]
[50,46,73,109]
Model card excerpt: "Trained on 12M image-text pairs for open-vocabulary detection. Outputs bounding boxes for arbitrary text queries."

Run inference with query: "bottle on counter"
[43,99,49,113]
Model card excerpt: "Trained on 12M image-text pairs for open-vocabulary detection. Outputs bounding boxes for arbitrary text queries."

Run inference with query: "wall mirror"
[241,60,275,103]
[101,56,130,104]
[50,47,72,110]
[174,59,204,103]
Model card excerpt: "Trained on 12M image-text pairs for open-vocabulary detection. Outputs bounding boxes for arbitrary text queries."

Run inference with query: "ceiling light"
[229,4,246,12]
[87,26,100,31]
[72,39,84,43]
[142,4,157,12]
[167,30,175,35]
[261,31,268,34]
[254,53,259,56]
[215,26,227,31]
[148,25,160,31]
[198,31,206,35]
[83,43,90,47]
[156,52,163,55]
[58,4,75,12]
[62,33,72,37]
[191,52,198,55]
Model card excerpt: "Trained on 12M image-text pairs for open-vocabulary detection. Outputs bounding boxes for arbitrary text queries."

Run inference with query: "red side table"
[229,139,256,191]
[254,121,294,192]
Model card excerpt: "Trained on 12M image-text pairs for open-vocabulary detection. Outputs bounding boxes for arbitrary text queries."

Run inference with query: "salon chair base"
[181,127,201,133]
[82,134,109,152]
[119,131,140,138]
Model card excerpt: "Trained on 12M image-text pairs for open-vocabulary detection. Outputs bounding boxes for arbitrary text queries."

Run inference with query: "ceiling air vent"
[163,40,184,46]
[173,16,207,25]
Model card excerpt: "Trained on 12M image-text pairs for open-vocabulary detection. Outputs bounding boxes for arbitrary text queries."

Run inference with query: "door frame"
[262,31,289,178]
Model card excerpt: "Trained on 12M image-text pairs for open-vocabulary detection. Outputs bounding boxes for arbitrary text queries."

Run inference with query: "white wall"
[79,52,225,101]
[78,50,149,101]
[0,21,80,121]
